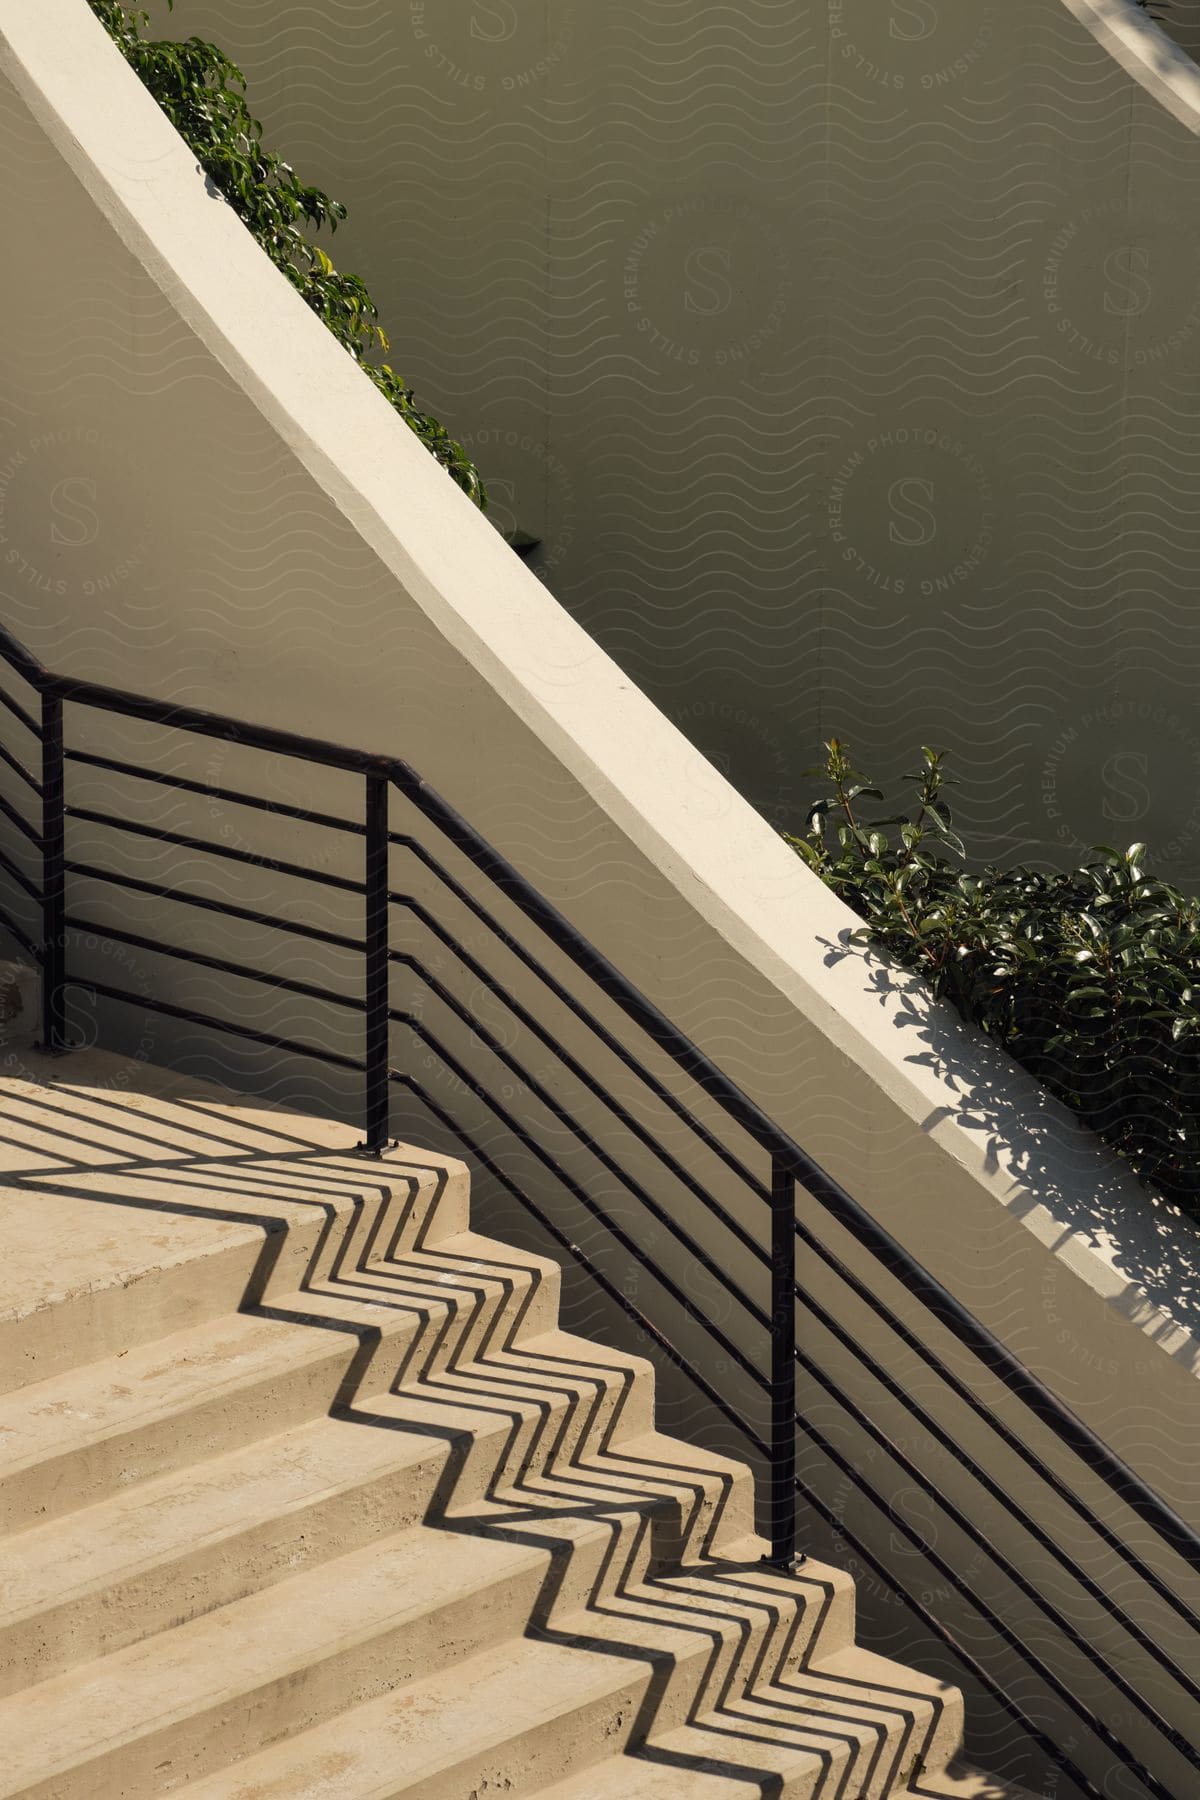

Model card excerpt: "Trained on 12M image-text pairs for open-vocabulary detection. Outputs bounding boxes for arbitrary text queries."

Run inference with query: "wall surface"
[164,0,1200,887]
[1,5,1199,1795]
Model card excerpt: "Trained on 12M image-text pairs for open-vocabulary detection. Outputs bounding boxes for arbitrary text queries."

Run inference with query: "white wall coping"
[1059,0,1200,132]
[2,0,1199,1423]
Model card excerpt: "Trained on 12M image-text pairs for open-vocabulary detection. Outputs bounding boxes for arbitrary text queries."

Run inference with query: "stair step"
[0,1527,835,1798]
[0,1050,987,1800]
[165,1580,953,1800]
[531,1643,964,1799]
[0,1233,566,1532]
[0,1374,752,1689]
[0,1049,472,1393]
[0,1523,556,1800]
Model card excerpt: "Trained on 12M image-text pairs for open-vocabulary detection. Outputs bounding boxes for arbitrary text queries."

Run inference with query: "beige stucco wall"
[1,4,1199,1792]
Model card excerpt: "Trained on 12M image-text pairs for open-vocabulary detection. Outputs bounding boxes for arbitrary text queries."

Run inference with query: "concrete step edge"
[0,1388,754,1688]
[127,1592,874,1800]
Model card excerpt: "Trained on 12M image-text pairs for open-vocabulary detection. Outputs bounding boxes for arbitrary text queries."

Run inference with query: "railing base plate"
[761,1552,807,1575]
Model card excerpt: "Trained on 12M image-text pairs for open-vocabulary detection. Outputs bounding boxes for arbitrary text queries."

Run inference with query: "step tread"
[0,1231,560,1479]
[0,1049,469,1380]
[0,1522,549,1795]
[169,1574,951,1800]
[181,1632,637,1800]
[530,1642,963,1798]
[0,1186,264,1329]
[0,1409,418,1626]
[0,1401,745,1638]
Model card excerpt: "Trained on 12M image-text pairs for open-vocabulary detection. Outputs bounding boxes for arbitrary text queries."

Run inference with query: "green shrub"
[790,739,1200,1210]
[87,0,485,508]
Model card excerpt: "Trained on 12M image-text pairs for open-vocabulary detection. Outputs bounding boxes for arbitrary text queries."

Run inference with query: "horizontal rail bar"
[0,738,41,794]
[796,1216,1200,1641]
[0,840,41,902]
[392,846,768,1202]
[77,980,367,1072]
[801,1179,1200,1578]
[65,749,364,835]
[394,1017,769,1394]
[0,787,40,846]
[64,806,366,894]
[0,679,41,737]
[0,624,48,693]
[391,962,768,1326]
[389,776,801,1167]
[67,916,365,1015]
[393,893,770,1270]
[65,859,365,954]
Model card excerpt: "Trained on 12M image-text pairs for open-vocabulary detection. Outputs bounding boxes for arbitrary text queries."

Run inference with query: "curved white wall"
[1,5,1199,1793]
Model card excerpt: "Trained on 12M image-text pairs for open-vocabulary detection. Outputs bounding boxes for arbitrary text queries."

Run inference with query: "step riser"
[18,1523,830,1800]
[648,1568,858,1691]
[648,1466,757,1569]
[406,1658,956,1800]
[363,1165,471,1261]
[12,1553,555,1800]
[0,1233,274,1399]
[355,1260,563,1383]
[385,1378,651,1510]
[0,1164,472,1400]
[0,1337,359,1535]
[1,1393,726,1692]
[442,1347,659,1472]
[0,1263,563,1536]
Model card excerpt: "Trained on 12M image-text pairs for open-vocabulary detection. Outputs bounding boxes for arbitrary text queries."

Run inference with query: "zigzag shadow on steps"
[0,1065,951,1795]
[332,1248,947,1794]
[0,1070,460,1304]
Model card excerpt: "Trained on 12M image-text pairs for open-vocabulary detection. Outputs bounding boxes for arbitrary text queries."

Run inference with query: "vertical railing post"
[361,772,391,1155]
[39,691,68,1054]
[767,1153,801,1569]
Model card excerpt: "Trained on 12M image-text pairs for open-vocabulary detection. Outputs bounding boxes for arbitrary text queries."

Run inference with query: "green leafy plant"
[87,0,485,508]
[791,739,1200,1210]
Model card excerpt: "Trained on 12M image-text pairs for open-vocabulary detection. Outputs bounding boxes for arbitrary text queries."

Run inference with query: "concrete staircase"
[0,1043,1029,1799]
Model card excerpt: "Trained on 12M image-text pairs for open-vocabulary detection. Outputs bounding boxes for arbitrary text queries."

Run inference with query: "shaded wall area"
[1156,0,1200,61]
[176,0,1200,885]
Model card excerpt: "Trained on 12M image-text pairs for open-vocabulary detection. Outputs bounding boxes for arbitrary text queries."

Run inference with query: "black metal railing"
[0,616,1197,1799]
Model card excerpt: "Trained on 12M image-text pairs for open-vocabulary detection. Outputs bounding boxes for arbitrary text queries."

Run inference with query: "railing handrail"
[4,611,1200,1795]
[401,756,1200,1579]
[1,614,1196,1577]
[0,621,798,1164]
